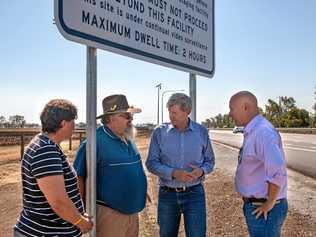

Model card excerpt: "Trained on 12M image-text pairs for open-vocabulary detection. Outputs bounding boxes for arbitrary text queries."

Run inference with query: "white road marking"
[284,146,316,153]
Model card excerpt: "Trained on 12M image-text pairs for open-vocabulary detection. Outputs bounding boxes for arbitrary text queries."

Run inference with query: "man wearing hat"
[74,94,147,237]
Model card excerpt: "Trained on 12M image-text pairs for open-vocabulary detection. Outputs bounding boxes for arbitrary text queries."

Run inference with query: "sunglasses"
[238,147,243,164]
[118,113,133,120]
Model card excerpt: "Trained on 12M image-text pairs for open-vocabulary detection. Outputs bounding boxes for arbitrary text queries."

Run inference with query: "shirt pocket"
[241,147,259,164]
[160,139,179,159]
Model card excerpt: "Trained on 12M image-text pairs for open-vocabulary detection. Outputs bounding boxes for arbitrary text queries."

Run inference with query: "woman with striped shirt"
[14,99,93,236]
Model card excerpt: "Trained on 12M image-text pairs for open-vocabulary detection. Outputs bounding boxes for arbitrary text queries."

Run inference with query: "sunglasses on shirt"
[238,147,243,164]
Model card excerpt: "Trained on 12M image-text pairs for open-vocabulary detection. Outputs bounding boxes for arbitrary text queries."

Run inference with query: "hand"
[172,169,195,183]
[83,212,93,222]
[77,213,94,234]
[252,199,276,220]
[188,164,204,180]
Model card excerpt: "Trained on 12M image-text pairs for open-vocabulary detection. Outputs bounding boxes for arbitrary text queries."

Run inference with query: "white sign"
[54,0,214,78]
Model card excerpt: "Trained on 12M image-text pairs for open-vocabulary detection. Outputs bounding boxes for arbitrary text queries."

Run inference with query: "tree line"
[0,115,87,129]
[0,115,31,128]
[1,95,315,129]
[202,96,316,128]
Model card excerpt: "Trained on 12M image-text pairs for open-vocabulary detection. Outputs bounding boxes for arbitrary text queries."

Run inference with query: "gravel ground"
[0,136,315,236]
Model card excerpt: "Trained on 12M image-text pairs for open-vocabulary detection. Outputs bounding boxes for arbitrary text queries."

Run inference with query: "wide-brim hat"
[96,94,141,119]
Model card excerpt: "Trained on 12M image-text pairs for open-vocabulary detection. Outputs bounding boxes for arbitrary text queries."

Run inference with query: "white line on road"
[213,141,238,151]
[284,146,316,153]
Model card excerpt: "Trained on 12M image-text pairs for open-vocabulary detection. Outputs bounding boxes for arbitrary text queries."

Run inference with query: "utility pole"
[278,96,282,127]
[161,89,184,123]
[155,83,162,125]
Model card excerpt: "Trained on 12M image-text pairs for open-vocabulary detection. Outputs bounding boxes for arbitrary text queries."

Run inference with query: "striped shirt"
[14,134,84,236]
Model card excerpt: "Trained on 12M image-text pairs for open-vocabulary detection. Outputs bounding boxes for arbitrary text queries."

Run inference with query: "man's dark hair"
[40,99,77,133]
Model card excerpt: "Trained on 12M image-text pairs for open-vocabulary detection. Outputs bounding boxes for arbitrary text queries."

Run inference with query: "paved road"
[209,130,316,178]
[212,143,316,222]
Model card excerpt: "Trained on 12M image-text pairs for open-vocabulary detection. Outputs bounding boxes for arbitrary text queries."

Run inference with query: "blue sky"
[1,0,315,124]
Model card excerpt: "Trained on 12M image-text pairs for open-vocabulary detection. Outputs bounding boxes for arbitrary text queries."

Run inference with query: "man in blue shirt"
[74,94,147,237]
[146,93,215,237]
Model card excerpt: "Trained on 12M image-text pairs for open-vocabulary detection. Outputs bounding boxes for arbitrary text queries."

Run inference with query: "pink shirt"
[235,115,287,199]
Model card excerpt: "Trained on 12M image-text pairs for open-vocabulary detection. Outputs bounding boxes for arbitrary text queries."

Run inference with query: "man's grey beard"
[124,124,137,140]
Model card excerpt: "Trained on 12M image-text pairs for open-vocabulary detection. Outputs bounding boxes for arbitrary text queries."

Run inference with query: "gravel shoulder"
[0,137,315,236]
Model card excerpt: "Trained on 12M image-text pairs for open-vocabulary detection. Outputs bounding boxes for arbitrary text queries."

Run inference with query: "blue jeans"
[157,184,206,237]
[243,199,288,237]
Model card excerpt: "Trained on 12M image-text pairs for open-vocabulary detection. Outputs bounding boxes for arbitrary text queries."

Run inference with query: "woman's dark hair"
[40,99,77,133]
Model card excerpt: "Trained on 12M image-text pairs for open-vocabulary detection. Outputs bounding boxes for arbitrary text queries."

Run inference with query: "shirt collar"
[243,114,263,136]
[166,118,194,132]
[188,118,195,131]
[102,125,121,140]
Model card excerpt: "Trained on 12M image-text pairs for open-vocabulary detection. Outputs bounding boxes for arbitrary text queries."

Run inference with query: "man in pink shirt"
[229,91,288,237]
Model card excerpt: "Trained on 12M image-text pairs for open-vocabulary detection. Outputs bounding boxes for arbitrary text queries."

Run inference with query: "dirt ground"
[0,135,315,236]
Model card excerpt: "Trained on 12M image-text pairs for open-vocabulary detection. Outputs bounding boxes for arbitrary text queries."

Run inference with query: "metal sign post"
[155,83,162,125]
[189,73,197,122]
[161,89,185,123]
[85,46,97,237]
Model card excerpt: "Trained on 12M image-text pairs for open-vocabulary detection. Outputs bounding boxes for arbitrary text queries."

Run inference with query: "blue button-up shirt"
[146,119,215,188]
[235,114,287,199]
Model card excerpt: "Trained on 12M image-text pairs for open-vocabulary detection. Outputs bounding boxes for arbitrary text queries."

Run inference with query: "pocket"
[159,187,169,194]
[278,199,288,218]
[243,202,267,227]
[189,184,204,194]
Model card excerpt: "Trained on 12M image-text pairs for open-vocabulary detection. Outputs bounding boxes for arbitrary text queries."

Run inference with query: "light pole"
[155,83,162,125]
[161,89,185,123]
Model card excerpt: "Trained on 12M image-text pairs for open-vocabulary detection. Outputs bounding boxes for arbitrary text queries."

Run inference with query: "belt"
[161,184,200,193]
[242,197,282,205]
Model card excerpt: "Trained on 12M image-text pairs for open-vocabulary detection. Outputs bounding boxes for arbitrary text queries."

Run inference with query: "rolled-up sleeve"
[201,131,215,175]
[145,129,174,181]
[263,134,287,188]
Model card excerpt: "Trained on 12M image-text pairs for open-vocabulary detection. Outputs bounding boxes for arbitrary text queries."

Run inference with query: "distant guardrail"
[210,127,316,134]
[0,128,86,158]
[0,127,154,158]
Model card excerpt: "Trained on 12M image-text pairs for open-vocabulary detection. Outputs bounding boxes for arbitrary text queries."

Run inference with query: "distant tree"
[280,96,296,112]
[76,122,86,129]
[282,108,310,127]
[263,96,310,127]
[0,116,6,128]
[313,86,316,127]
[202,119,212,128]
[264,99,281,127]
[215,114,224,128]
[9,115,26,128]
[206,113,235,128]
[313,102,316,127]
[222,114,234,128]
[208,96,312,129]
